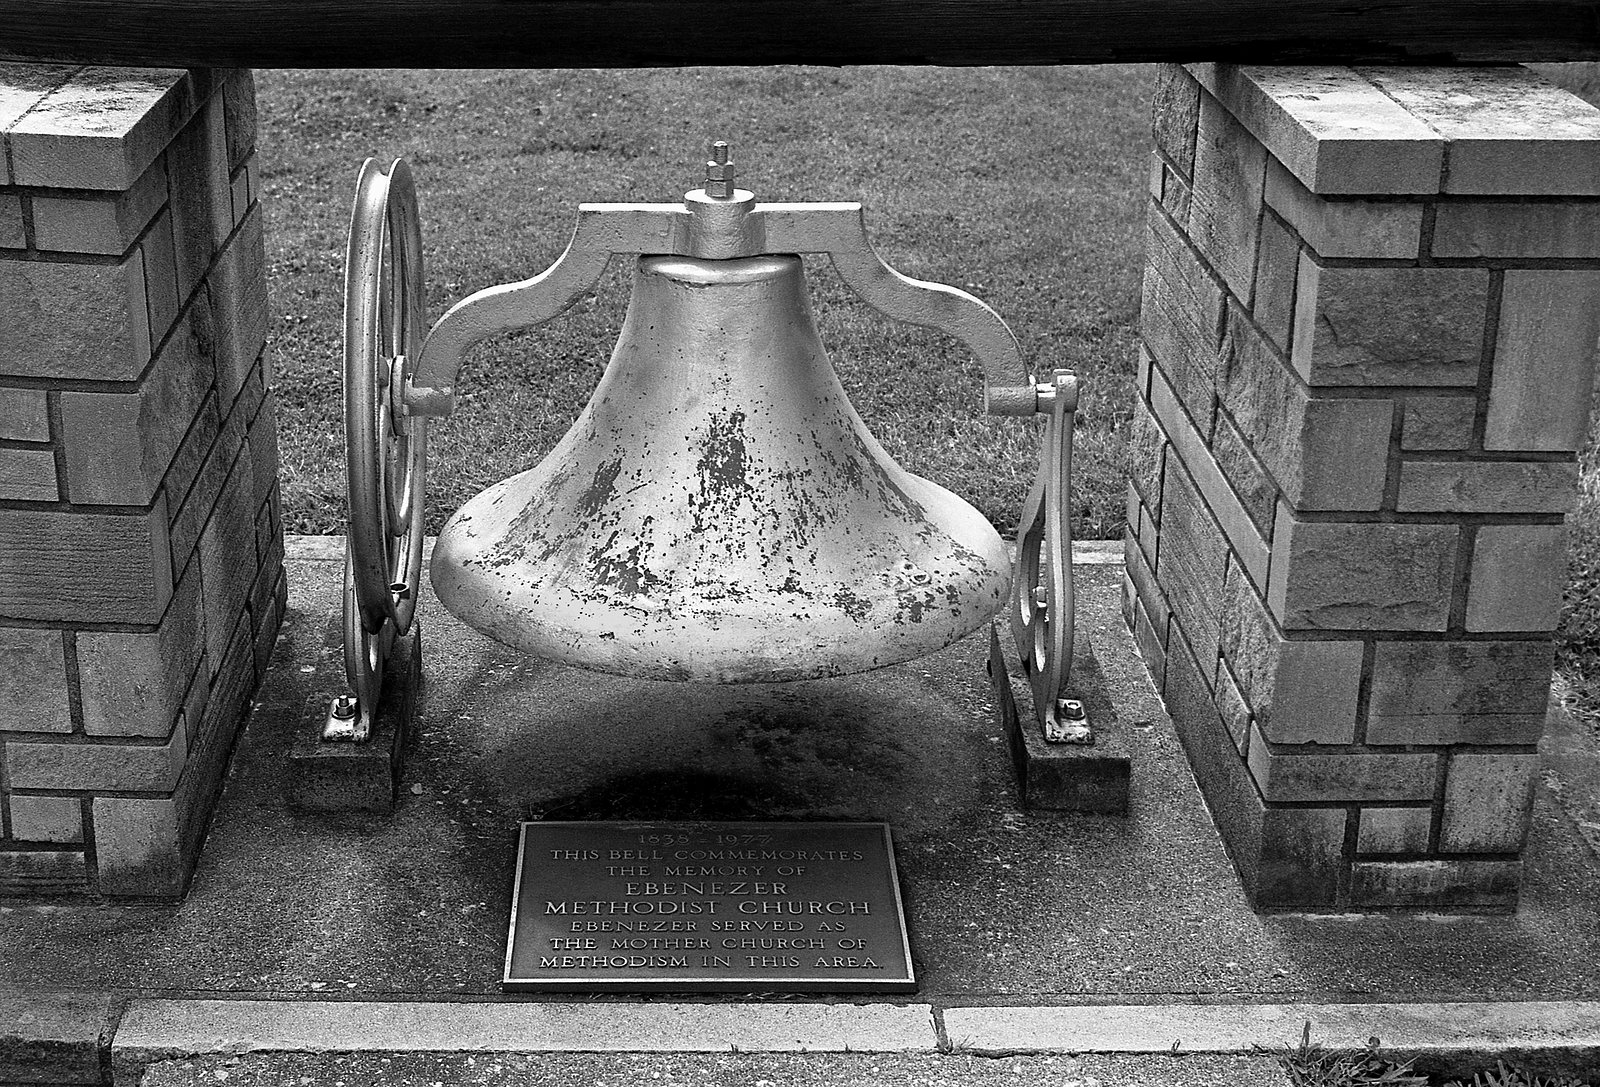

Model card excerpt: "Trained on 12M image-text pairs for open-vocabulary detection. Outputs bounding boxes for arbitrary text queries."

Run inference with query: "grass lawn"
[258,66,1600,728]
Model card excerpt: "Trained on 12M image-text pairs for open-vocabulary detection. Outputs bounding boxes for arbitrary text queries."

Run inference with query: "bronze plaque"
[503,821,915,992]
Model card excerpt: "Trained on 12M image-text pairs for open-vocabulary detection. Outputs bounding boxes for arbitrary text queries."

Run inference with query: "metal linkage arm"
[406,204,685,417]
[1012,370,1087,744]
[759,203,1035,417]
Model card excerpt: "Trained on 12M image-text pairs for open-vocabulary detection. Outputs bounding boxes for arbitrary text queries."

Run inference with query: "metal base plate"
[286,623,422,813]
[988,624,1130,814]
[503,820,915,993]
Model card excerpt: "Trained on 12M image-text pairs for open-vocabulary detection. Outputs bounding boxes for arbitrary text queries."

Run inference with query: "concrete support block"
[289,627,421,814]
[1137,62,1599,909]
[990,627,1131,814]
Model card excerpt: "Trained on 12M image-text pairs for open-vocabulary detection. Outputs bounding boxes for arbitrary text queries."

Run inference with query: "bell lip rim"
[638,252,800,284]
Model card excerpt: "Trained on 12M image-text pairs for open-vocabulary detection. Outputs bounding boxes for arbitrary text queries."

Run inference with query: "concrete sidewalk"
[6,537,1600,1086]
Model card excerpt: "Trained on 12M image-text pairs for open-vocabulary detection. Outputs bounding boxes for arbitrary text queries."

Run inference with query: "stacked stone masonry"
[0,66,283,897]
[1129,63,1600,909]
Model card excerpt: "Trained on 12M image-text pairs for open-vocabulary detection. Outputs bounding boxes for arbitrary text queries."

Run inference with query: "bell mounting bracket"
[402,182,1038,422]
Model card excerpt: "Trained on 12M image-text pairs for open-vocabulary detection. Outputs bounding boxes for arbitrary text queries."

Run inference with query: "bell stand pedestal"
[988,624,1132,814]
[287,622,423,814]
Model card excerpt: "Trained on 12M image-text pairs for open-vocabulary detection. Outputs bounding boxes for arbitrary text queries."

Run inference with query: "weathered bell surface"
[430,253,1011,682]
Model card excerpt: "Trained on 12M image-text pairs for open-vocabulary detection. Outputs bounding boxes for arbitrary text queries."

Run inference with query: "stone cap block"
[1191,63,1600,196]
[0,62,76,183]
[1187,64,1442,194]
[6,66,196,190]
[1362,66,1600,195]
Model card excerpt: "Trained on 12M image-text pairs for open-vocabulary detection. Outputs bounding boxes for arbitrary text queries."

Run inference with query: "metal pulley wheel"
[1011,370,1086,744]
[329,157,428,742]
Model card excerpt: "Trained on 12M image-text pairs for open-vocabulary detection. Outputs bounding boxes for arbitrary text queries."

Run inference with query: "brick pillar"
[1128,63,1600,910]
[0,66,284,897]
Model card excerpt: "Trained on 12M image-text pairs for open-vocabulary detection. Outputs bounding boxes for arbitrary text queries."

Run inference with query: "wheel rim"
[345,157,428,637]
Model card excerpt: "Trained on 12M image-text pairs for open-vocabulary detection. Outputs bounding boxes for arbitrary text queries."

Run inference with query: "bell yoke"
[335,142,1085,743]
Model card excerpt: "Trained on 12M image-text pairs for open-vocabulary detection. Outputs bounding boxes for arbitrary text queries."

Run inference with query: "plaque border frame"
[501,820,917,993]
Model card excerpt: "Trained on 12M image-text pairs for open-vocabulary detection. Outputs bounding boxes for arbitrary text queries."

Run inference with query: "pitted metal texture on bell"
[430,253,1012,683]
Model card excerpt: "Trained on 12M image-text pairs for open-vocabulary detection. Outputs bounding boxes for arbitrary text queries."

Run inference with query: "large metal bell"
[430,252,1012,682]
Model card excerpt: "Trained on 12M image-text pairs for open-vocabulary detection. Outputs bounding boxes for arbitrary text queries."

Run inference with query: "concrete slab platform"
[6,536,1600,1085]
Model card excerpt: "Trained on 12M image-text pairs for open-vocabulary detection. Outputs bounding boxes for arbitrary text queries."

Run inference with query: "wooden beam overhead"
[0,1,1596,68]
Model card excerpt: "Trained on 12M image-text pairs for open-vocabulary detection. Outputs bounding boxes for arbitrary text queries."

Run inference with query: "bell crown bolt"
[705,140,735,199]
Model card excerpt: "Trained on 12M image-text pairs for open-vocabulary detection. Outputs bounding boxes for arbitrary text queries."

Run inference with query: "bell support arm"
[405,197,1038,418]
[406,203,686,417]
[758,202,1035,417]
